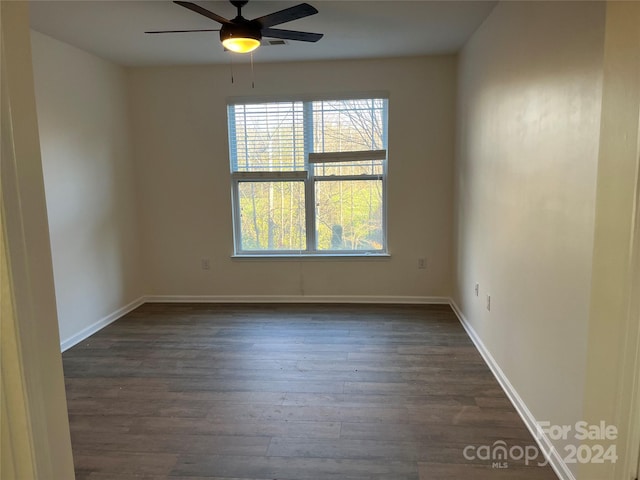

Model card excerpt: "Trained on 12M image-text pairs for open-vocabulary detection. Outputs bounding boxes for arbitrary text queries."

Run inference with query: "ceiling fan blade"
[253,3,318,28]
[261,28,323,42]
[145,29,220,34]
[173,1,229,25]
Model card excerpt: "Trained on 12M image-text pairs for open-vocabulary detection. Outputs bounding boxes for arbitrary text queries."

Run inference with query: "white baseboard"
[448,299,575,480]
[144,295,450,305]
[60,296,145,352]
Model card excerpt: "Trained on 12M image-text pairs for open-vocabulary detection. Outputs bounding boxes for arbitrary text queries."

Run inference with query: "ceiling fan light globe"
[222,37,260,53]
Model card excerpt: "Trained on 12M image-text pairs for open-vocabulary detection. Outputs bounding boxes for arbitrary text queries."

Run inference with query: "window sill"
[231,253,391,260]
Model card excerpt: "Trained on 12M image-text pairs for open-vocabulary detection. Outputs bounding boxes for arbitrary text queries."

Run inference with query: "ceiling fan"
[146,0,323,54]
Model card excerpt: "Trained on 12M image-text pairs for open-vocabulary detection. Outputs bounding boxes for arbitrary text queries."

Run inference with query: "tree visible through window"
[228,97,388,255]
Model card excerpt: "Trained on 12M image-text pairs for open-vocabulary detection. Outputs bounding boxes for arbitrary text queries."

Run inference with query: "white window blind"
[308,150,387,163]
[229,101,305,172]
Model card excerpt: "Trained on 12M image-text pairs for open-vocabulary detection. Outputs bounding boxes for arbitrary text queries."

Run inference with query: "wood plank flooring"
[63,303,559,480]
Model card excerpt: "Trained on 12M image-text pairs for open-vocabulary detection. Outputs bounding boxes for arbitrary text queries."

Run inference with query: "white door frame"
[0,2,75,478]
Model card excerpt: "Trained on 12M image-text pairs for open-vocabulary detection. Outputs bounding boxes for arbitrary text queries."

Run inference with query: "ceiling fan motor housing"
[220,18,262,44]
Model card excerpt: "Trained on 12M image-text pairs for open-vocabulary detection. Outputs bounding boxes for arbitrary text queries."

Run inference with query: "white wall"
[128,57,456,300]
[31,31,143,346]
[453,1,605,476]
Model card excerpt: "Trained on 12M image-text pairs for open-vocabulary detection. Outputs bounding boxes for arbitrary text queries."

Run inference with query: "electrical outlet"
[418,258,426,269]
[474,283,479,296]
[486,294,491,311]
[201,258,210,270]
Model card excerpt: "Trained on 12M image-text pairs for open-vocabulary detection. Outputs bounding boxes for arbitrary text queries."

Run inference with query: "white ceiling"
[29,0,496,66]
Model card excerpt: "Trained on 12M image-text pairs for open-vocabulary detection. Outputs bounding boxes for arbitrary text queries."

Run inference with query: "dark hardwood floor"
[63,303,559,479]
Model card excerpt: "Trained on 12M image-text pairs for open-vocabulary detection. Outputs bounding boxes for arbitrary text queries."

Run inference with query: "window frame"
[228,96,389,257]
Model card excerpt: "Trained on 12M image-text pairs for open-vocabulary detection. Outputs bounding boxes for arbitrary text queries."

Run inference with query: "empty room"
[2,1,639,479]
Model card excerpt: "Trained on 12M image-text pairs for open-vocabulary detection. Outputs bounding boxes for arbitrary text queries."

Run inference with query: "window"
[228,97,388,255]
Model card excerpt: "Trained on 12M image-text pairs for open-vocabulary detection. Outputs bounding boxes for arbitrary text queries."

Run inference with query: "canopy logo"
[463,440,547,468]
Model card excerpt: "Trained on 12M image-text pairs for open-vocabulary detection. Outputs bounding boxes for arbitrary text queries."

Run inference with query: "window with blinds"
[228,96,388,255]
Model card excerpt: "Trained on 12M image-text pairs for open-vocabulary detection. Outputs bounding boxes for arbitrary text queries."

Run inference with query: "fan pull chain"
[251,52,255,89]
